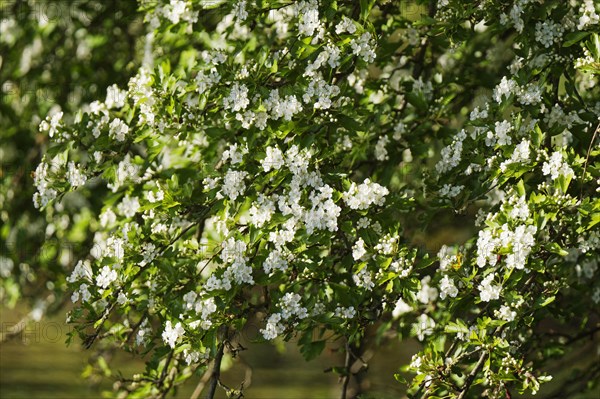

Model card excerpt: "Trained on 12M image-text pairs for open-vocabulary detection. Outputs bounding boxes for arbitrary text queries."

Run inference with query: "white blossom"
[261,313,285,340]
[392,297,412,319]
[414,314,436,341]
[374,234,398,255]
[117,195,140,218]
[67,260,92,283]
[96,266,117,289]
[105,84,127,109]
[578,0,600,30]
[162,320,185,348]
[493,76,517,103]
[71,283,91,303]
[233,0,248,21]
[66,162,87,187]
[439,275,458,300]
[375,135,390,161]
[352,238,367,261]
[350,32,376,63]
[221,170,247,201]
[223,82,250,112]
[261,146,285,172]
[542,152,574,180]
[535,20,563,48]
[279,293,308,319]
[222,143,248,165]
[500,139,530,172]
[39,111,63,138]
[479,273,501,302]
[335,16,356,34]
[342,179,389,210]
[195,68,221,94]
[476,230,499,268]
[436,129,466,174]
[249,195,275,228]
[495,305,517,322]
[264,90,302,120]
[303,75,340,109]
[263,248,290,274]
[335,306,356,319]
[437,245,457,271]
[99,208,117,228]
[416,276,438,304]
[109,118,129,142]
[353,267,374,291]
[159,0,198,25]
[32,161,58,208]
[117,292,129,305]
[108,154,141,193]
[439,184,463,198]
[304,184,341,234]
[297,1,321,38]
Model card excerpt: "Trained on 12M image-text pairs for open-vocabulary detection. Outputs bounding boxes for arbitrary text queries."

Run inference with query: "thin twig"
[84,300,117,349]
[190,367,213,399]
[580,121,599,199]
[125,311,148,345]
[158,350,175,399]
[206,340,226,399]
[457,351,487,399]
[341,340,352,399]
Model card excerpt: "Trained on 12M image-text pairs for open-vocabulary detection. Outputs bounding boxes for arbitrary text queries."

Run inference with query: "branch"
[580,121,599,200]
[125,311,148,345]
[411,0,438,80]
[206,340,225,399]
[190,366,213,399]
[341,340,352,399]
[83,300,118,349]
[457,351,487,399]
[158,349,175,399]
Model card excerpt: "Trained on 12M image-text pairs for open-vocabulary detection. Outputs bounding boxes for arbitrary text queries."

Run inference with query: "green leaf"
[546,242,568,257]
[587,33,600,60]
[394,373,407,384]
[444,320,469,335]
[406,92,428,112]
[562,31,591,47]
[359,0,376,21]
[300,339,326,361]
[516,179,526,197]
[589,212,600,229]
[536,295,556,308]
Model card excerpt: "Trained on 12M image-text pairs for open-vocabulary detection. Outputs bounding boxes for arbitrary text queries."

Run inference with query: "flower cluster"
[342,179,389,210]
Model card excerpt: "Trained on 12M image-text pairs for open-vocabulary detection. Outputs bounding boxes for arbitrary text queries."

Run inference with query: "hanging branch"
[340,339,353,399]
[456,350,488,399]
[206,340,226,399]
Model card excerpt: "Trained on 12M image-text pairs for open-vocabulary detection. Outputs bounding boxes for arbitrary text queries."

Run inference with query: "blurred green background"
[1,306,415,398]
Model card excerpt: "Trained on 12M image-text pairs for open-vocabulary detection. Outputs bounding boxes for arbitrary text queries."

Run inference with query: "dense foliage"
[3,0,600,398]
[1,0,142,324]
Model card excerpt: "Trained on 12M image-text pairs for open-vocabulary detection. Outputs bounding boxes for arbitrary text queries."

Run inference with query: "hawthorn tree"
[7,0,600,398]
